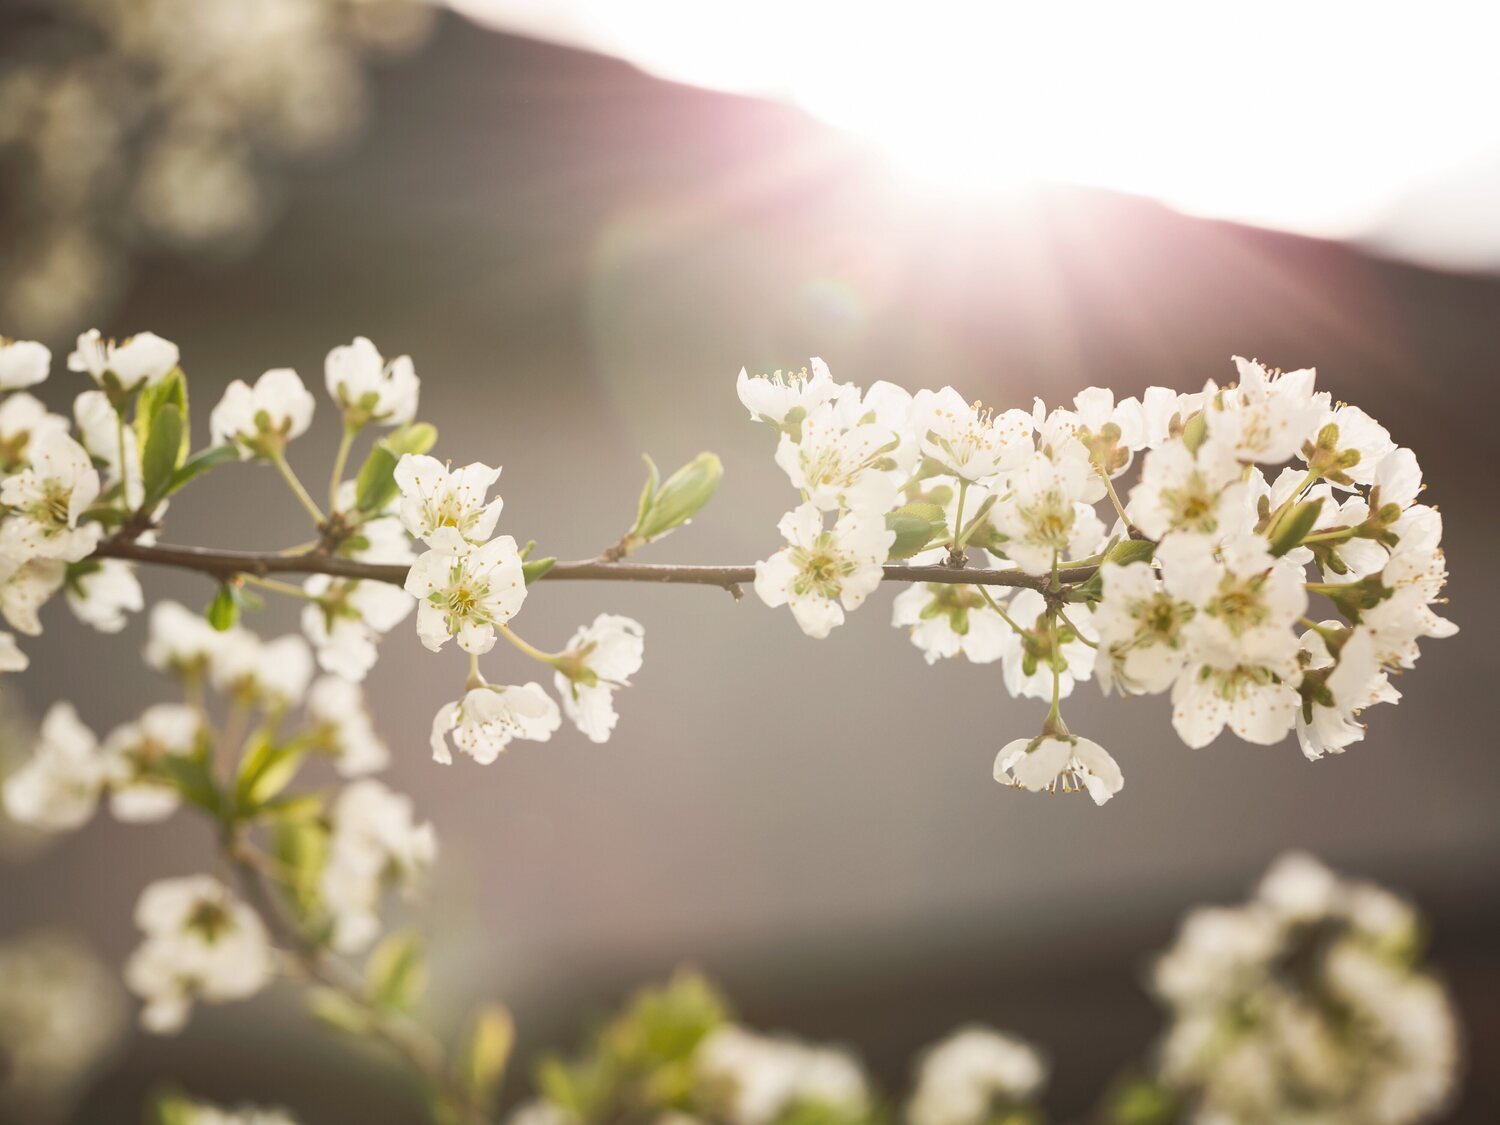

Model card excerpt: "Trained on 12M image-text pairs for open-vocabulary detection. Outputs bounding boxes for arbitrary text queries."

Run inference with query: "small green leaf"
[384,422,438,458]
[147,1089,199,1125]
[160,755,220,818]
[140,403,184,507]
[885,501,948,561]
[308,987,371,1036]
[632,452,723,547]
[460,1004,515,1110]
[1269,497,1325,557]
[134,369,189,461]
[354,444,400,513]
[1181,411,1208,454]
[636,454,661,529]
[206,584,239,631]
[522,556,556,585]
[366,930,428,1013]
[167,444,237,493]
[274,818,330,916]
[1103,538,1157,567]
[234,734,306,813]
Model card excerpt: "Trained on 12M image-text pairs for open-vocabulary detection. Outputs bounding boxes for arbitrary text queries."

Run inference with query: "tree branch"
[92,537,1100,593]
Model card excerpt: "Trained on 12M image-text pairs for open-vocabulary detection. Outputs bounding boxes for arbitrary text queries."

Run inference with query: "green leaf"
[167,444,237,493]
[206,584,239,631]
[308,987,371,1036]
[134,369,189,461]
[160,755,220,818]
[1181,410,1208,454]
[234,734,306,813]
[354,443,400,514]
[1269,497,1325,557]
[140,403,184,507]
[522,556,556,585]
[636,454,661,529]
[633,452,722,545]
[274,818,329,916]
[366,930,428,1013]
[885,501,947,561]
[1103,538,1157,567]
[460,1004,515,1111]
[384,422,438,458]
[147,1089,199,1125]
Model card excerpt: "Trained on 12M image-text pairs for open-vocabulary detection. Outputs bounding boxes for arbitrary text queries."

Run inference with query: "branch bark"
[92,537,1100,593]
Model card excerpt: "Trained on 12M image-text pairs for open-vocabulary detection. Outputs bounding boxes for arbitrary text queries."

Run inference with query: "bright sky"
[454,1,1500,272]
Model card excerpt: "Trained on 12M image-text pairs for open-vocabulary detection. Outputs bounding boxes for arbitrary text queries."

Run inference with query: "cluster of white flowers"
[905,1025,1049,1125]
[739,356,1455,805]
[694,1024,872,1125]
[1149,852,1460,1125]
[320,778,436,955]
[124,875,274,1033]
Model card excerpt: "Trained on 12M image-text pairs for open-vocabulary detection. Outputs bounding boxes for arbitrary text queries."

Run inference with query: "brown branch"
[92,537,1100,593]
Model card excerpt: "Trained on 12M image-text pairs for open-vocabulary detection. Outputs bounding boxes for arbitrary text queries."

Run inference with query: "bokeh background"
[2,5,1498,1122]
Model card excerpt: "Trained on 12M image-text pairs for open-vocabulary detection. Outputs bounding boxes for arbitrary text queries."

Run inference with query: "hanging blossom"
[430,682,561,765]
[554,614,646,744]
[0,337,51,391]
[737,353,1456,805]
[67,329,179,393]
[124,875,273,1033]
[305,675,391,777]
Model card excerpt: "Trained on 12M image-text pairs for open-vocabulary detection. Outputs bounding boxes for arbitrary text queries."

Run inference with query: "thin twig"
[92,537,1101,594]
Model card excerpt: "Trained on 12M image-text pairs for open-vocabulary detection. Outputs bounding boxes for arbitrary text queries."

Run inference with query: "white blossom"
[1359,506,1457,669]
[211,631,314,707]
[1319,403,1394,487]
[0,392,69,474]
[1127,438,1246,543]
[301,574,413,681]
[144,600,226,676]
[0,338,51,391]
[991,452,1106,575]
[754,503,893,639]
[66,559,144,633]
[907,1025,1048,1125]
[1210,356,1325,465]
[307,676,389,776]
[320,779,436,955]
[772,397,903,514]
[736,358,850,427]
[994,733,1123,805]
[124,876,272,1033]
[996,590,1096,701]
[100,704,202,822]
[430,682,560,765]
[910,386,1034,483]
[0,431,102,562]
[1296,626,1399,761]
[325,335,419,426]
[2,702,105,830]
[406,535,527,654]
[68,329,179,392]
[554,614,645,743]
[696,1025,869,1125]
[0,557,66,636]
[394,454,504,548]
[1093,561,1194,695]
[209,368,316,458]
[891,582,1010,665]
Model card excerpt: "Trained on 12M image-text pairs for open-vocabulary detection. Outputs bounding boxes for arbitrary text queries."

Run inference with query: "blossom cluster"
[4,598,435,1032]
[1145,852,1459,1125]
[739,357,1455,805]
[507,971,1049,1125]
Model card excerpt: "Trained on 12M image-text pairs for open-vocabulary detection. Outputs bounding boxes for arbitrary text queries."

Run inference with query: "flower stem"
[241,574,317,601]
[270,450,326,526]
[328,424,358,511]
[977,586,1028,636]
[498,624,562,666]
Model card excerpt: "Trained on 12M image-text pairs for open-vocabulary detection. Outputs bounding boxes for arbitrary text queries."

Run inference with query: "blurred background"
[1,2,1498,1121]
